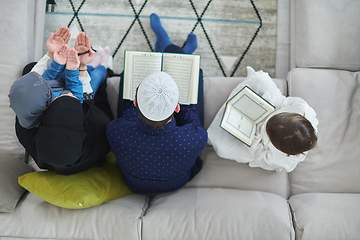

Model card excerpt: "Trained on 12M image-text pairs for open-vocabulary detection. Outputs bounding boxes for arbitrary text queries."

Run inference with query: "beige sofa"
[1,0,359,239]
[287,0,360,239]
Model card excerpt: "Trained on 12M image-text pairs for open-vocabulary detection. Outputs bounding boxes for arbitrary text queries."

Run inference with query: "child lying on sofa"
[207,66,318,172]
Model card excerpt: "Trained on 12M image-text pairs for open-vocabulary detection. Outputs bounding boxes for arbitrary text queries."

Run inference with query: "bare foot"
[66,48,80,70]
[100,46,112,67]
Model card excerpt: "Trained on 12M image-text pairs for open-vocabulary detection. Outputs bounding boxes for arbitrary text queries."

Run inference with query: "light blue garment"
[8,72,53,129]
[43,60,83,103]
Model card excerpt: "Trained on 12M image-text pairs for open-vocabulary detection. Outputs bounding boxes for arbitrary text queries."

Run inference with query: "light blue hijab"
[9,72,54,129]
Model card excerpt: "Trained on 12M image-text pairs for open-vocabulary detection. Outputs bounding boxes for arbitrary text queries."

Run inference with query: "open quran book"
[220,86,275,146]
[123,50,200,105]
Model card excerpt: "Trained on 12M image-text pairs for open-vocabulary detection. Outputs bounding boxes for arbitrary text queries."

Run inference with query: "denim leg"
[164,44,185,54]
[88,65,107,95]
[189,156,203,180]
[87,65,95,73]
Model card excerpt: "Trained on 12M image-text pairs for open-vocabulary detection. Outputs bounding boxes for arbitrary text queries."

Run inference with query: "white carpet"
[44,0,277,77]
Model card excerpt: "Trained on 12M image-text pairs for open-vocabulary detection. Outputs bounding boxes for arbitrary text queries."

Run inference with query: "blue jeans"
[87,65,107,95]
[43,60,83,103]
[56,65,107,97]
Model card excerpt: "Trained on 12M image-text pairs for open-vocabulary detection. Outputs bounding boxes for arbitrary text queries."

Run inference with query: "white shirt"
[207,66,318,172]
[31,54,93,94]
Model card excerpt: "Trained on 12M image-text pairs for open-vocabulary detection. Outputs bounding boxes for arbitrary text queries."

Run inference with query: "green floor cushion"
[18,152,133,209]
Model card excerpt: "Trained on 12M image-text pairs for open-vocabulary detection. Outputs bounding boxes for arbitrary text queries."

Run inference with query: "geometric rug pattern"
[44,0,277,77]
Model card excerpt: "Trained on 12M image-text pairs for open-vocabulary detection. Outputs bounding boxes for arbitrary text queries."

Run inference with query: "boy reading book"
[207,66,318,172]
[220,86,275,146]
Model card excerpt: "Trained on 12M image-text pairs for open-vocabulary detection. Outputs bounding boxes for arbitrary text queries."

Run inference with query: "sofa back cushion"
[288,68,360,195]
[0,0,39,157]
[290,0,360,71]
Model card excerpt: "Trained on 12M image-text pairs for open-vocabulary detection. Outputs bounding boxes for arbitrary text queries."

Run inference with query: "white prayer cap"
[137,71,179,121]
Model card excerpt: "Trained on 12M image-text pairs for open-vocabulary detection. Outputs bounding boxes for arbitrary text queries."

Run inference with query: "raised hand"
[66,48,80,70]
[46,26,71,58]
[75,32,95,67]
[53,44,69,65]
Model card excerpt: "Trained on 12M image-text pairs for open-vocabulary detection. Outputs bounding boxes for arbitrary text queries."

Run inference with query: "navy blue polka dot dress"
[106,103,207,193]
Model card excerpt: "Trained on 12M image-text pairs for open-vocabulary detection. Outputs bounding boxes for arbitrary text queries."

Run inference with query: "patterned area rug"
[44,0,277,77]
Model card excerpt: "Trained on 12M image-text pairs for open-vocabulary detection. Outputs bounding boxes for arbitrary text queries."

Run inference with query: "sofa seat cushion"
[185,146,288,198]
[0,154,33,213]
[142,188,294,240]
[288,68,360,195]
[289,193,360,240]
[0,192,149,240]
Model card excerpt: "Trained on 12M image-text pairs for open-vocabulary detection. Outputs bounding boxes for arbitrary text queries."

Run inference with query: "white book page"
[162,53,200,104]
[123,51,162,100]
[221,105,255,145]
[230,87,274,124]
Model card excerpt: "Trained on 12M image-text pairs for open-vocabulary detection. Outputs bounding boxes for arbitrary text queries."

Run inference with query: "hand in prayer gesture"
[46,26,71,58]
[66,48,80,71]
[75,32,95,67]
[53,44,69,65]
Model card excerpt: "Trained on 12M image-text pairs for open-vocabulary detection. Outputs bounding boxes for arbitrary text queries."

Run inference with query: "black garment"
[22,62,37,76]
[35,96,86,168]
[16,62,112,175]
[93,76,114,121]
[16,97,110,175]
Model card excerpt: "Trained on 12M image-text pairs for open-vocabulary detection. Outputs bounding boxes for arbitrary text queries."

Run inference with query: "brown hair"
[266,112,317,156]
[135,87,174,130]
